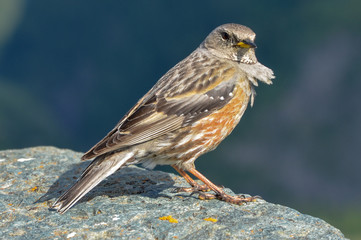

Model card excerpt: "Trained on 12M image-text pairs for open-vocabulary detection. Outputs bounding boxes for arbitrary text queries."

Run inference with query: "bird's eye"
[220,32,230,40]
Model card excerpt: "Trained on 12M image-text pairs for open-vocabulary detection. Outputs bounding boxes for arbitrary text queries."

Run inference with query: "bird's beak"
[237,40,257,49]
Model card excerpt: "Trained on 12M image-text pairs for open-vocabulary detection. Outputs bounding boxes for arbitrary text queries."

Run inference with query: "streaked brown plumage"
[52,23,275,213]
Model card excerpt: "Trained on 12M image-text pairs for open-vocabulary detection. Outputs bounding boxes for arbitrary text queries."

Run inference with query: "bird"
[52,23,275,214]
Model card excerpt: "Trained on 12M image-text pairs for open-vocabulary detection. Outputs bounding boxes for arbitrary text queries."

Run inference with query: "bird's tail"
[52,151,135,214]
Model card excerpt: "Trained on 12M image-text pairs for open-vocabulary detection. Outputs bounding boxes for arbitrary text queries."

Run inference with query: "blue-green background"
[1,1,360,238]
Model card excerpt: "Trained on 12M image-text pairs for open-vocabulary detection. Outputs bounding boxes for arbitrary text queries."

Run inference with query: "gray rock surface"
[0,147,346,239]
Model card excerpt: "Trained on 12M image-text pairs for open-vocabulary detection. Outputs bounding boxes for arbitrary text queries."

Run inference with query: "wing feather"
[82,51,240,160]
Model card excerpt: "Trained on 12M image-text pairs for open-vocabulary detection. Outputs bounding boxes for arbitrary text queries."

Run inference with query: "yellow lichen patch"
[204,217,217,223]
[53,230,68,237]
[159,215,178,223]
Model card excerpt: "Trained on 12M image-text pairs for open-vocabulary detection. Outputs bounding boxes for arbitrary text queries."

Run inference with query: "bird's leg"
[172,165,211,192]
[187,167,260,204]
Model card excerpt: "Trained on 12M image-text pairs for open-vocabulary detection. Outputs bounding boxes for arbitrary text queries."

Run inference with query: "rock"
[0,147,347,239]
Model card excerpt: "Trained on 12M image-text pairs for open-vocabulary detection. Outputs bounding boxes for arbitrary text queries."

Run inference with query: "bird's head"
[201,23,258,64]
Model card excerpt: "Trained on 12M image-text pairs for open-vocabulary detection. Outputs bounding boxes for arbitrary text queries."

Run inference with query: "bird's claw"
[196,192,261,204]
[174,184,212,193]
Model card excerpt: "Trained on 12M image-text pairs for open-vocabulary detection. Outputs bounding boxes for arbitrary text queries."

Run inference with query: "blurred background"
[0,0,360,238]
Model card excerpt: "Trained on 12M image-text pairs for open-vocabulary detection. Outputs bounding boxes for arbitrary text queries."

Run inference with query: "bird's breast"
[169,79,251,165]
[140,77,252,169]
[191,79,251,150]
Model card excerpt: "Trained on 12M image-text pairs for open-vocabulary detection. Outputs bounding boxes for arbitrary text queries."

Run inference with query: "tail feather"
[52,151,134,214]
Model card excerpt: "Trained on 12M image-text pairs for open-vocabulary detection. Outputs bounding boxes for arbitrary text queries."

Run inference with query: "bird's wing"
[82,54,240,160]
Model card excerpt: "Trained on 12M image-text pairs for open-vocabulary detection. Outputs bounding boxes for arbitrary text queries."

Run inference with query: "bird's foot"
[198,192,262,204]
[175,184,212,193]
